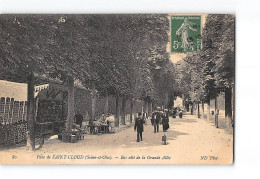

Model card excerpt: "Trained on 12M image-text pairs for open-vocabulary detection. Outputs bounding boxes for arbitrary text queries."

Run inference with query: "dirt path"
[0,113,233,164]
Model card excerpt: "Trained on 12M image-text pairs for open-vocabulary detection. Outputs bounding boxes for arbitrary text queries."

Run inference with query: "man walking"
[134,112,145,142]
[151,110,158,133]
[154,108,162,133]
[151,110,156,127]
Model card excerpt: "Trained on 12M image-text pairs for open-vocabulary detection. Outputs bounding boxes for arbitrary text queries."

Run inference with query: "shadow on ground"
[70,115,193,150]
[1,114,197,152]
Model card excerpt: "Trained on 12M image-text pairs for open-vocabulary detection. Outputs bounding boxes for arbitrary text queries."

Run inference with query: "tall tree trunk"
[197,102,200,118]
[145,100,149,116]
[232,84,235,127]
[225,87,232,125]
[142,100,144,114]
[194,103,197,116]
[207,99,210,120]
[130,98,134,123]
[91,84,96,122]
[165,92,169,109]
[26,72,35,150]
[121,98,126,125]
[148,101,152,116]
[182,97,185,109]
[104,90,109,115]
[65,77,75,133]
[202,101,205,119]
[215,96,219,128]
[191,102,194,115]
[115,96,120,127]
[186,102,189,111]
[147,101,150,116]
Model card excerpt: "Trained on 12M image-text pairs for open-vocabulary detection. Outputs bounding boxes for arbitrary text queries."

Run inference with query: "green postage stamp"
[171,15,201,53]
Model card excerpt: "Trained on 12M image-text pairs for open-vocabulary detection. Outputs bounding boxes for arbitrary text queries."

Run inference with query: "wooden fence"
[0,97,27,124]
[0,95,144,147]
[0,97,28,147]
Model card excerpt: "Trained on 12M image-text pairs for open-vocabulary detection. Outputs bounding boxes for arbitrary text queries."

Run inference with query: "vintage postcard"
[0,14,234,165]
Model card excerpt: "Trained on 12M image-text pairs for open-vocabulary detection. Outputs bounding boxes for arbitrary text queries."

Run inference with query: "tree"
[176,14,235,127]
[203,14,235,125]
[0,15,88,147]
[0,14,179,142]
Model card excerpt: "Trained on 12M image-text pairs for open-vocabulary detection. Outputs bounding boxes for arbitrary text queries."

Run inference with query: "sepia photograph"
[0,13,234,165]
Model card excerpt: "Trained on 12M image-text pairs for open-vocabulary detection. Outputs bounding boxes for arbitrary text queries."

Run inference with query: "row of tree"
[0,15,179,148]
[176,14,235,127]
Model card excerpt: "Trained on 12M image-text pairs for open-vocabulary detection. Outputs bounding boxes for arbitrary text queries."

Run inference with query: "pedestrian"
[143,112,148,125]
[134,112,145,142]
[154,108,162,133]
[74,111,83,128]
[105,114,116,133]
[161,109,169,132]
[151,110,156,126]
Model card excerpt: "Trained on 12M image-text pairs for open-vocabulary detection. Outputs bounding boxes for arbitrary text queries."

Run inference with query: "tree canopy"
[0,14,177,106]
[176,14,235,118]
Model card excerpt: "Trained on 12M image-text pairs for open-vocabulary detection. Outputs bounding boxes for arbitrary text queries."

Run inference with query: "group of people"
[73,111,116,133]
[134,107,170,142]
[151,107,170,133]
[74,108,170,142]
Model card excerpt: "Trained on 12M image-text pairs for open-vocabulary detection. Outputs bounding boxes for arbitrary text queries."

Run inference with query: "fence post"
[9,98,14,123]
[215,96,219,128]
[0,97,5,124]
[26,72,35,150]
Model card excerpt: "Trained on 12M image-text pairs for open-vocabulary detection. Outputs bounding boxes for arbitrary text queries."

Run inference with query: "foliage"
[0,14,175,106]
[177,14,235,103]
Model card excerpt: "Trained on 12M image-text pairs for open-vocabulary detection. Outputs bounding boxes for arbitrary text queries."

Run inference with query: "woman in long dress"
[161,110,169,132]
